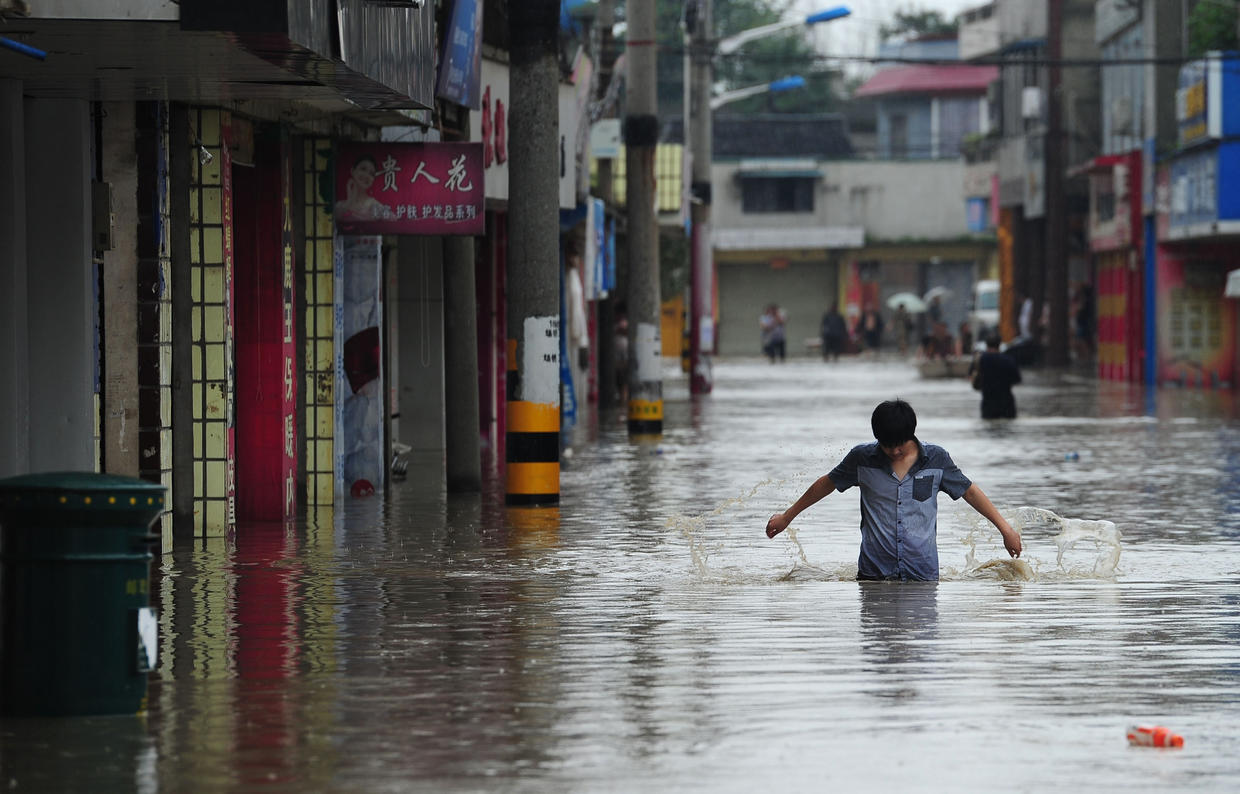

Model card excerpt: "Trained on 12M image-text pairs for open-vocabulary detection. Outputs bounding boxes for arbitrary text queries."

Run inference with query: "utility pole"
[626,0,662,436]
[595,0,619,410]
[1043,0,1068,366]
[1143,0,1182,386]
[687,0,713,394]
[506,1,561,506]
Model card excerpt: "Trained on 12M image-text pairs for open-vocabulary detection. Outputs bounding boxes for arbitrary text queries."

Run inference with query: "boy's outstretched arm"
[766,475,836,538]
[962,483,1022,557]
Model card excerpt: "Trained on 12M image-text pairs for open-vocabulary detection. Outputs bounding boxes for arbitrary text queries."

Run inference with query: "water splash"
[670,477,1122,584]
[667,478,773,577]
[965,557,1038,581]
[1013,505,1122,578]
[949,505,1122,582]
[667,475,858,582]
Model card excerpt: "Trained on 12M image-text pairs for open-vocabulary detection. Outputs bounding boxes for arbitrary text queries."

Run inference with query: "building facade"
[1156,51,1240,389]
[0,1,598,546]
[973,0,1100,352]
[707,114,992,357]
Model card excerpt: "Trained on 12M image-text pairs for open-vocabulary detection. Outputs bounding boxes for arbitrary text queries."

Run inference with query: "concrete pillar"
[1043,0,1068,366]
[134,101,174,544]
[443,235,481,492]
[625,0,663,437]
[687,0,713,394]
[1142,0,1183,386]
[169,107,195,536]
[506,2,562,506]
[102,101,141,476]
[397,236,445,456]
[25,98,95,472]
[0,80,30,477]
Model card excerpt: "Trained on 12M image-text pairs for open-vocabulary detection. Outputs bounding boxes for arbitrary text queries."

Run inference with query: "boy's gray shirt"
[828,440,972,581]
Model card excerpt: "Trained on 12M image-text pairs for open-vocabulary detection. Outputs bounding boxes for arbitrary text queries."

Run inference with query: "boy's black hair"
[871,399,917,447]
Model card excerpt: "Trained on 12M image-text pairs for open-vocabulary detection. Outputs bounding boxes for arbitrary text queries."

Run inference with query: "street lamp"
[685,6,850,395]
[716,7,852,55]
[710,75,807,111]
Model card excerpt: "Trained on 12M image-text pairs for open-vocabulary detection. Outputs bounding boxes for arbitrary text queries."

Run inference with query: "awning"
[1226,268,1240,298]
[736,159,819,178]
[736,170,822,179]
[713,226,865,251]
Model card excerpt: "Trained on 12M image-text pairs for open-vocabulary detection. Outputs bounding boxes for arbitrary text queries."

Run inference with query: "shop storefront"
[1087,151,1143,382]
[471,56,510,470]
[1154,54,1240,389]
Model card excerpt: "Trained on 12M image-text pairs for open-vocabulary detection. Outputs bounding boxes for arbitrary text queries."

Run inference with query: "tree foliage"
[1186,0,1239,57]
[653,0,841,117]
[878,7,958,41]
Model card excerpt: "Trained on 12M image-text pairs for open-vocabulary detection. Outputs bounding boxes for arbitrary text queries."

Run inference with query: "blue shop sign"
[436,0,483,110]
[1167,141,1240,239]
[966,197,990,233]
[1176,51,1240,148]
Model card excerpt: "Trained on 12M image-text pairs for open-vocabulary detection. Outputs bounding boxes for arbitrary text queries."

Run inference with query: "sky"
[786,0,986,76]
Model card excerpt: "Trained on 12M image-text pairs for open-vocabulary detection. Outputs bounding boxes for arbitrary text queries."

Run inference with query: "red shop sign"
[335,142,485,235]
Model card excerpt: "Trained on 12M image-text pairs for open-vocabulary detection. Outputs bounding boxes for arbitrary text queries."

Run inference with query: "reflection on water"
[2,360,1240,792]
[858,582,939,677]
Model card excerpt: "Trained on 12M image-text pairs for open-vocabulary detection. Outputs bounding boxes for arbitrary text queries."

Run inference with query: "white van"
[968,279,1000,340]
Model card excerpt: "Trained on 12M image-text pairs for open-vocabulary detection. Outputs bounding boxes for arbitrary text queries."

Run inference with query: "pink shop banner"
[335,142,485,235]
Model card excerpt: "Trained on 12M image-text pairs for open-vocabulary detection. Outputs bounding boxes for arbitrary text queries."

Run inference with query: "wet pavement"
[3,357,1240,792]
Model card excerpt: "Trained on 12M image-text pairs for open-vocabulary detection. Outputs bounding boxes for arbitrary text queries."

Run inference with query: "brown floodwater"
[3,358,1239,792]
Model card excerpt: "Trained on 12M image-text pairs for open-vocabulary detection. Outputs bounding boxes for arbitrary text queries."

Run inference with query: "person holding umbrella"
[894,303,913,355]
[883,293,926,358]
[885,291,927,314]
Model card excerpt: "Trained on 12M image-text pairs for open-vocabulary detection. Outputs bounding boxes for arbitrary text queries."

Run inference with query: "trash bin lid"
[0,471,166,495]
[0,472,166,529]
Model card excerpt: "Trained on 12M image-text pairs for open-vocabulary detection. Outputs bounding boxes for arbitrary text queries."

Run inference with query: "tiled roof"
[854,65,998,97]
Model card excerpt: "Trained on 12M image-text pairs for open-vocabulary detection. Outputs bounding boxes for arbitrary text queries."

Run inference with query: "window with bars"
[740,176,815,213]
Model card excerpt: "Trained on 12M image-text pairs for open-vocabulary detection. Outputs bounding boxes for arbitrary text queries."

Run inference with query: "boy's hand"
[766,513,789,538]
[998,521,1022,558]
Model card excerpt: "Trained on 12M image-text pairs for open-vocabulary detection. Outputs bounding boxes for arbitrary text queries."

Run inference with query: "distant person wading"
[970,335,1021,419]
[760,304,787,363]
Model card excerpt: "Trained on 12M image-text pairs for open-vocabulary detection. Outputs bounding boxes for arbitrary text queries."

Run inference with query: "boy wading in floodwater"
[765,399,1022,581]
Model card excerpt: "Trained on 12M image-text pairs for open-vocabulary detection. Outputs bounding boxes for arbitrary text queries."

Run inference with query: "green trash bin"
[0,472,165,716]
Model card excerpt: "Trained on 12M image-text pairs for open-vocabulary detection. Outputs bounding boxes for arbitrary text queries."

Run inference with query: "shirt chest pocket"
[912,472,938,501]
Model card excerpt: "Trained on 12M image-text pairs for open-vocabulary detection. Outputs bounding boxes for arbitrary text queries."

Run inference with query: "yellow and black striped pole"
[506,337,560,505]
[506,2,561,506]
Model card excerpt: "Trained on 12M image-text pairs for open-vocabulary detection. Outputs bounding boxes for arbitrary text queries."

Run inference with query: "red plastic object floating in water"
[1127,725,1184,748]
[351,479,376,498]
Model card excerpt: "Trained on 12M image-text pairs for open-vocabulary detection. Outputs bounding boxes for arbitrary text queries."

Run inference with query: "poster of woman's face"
[334,154,391,224]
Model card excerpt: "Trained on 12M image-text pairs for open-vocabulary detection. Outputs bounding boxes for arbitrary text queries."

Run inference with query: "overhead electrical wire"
[661,46,1238,69]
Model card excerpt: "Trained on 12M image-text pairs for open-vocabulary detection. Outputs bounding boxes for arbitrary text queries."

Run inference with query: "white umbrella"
[886,292,927,313]
[923,286,953,303]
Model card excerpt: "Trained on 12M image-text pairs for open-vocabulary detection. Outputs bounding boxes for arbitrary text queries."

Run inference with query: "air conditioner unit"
[1021,86,1041,120]
[1110,96,1134,136]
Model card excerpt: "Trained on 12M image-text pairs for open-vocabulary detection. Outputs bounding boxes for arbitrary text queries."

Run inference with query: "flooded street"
[5,359,1240,792]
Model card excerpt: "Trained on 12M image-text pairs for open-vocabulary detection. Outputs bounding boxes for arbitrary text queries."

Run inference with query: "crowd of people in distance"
[808,295,977,362]
[749,286,1106,421]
